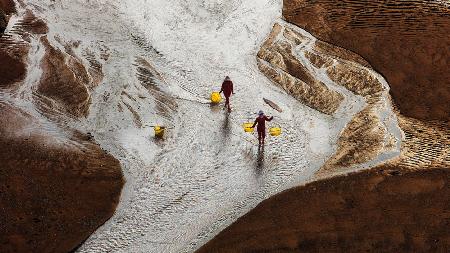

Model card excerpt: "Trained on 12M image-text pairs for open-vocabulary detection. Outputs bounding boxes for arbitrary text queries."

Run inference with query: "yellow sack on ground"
[210,92,222,104]
[243,123,254,133]
[269,127,282,136]
[154,126,165,138]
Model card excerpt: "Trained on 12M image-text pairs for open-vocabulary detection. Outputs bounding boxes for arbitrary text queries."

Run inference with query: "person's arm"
[266,116,274,121]
[219,81,224,93]
[231,81,234,94]
[252,118,257,128]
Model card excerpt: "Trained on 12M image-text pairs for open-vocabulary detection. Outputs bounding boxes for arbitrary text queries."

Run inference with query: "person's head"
[225,76,231,81]
[258,110,264,116]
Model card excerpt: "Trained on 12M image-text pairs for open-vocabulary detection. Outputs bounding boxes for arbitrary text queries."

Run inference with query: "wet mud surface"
[197,1,450,252]
[70,0,366,252]
[1,0,447,252]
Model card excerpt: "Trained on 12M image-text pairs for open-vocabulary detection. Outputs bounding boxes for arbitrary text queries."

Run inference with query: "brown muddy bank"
[0,50,26,87]
[0,0,15,14]
[0,3,125,252]
[0,0,14,33]
[0,0,26,87]
[283,0,450,121]
[0,104,124,253]
[197,166,450,253]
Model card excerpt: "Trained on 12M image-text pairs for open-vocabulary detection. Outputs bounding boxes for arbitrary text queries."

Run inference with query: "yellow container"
[154,126,165,138]
[243,123,254,133]
[269,127,282,136]
[210,92,222,104]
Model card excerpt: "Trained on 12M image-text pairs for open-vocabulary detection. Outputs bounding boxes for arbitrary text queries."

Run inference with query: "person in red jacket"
[219,76,234,112]
[252,110,273,145]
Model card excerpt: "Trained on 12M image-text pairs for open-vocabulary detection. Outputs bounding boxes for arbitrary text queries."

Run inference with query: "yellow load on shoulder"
[210,92,222,104]
[269,127,282,136]
[243,123,254,133]
[154,125,165,138]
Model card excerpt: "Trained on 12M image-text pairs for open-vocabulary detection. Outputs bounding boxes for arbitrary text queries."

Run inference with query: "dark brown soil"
[283,0,450,121]
[197,166,450,253]
[37,36,91,117]
[0,0,26,86]
[0,103,124,253]
[0,50,26,88]
[0,0,15,14]
[0,9,6,33]
[18,10,49,35]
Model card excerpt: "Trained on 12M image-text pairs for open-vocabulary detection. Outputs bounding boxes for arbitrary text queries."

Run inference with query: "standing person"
[219,76,234,112]
[252,110,273,145]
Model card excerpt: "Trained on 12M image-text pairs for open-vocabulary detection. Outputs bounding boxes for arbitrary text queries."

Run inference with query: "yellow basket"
[210,92,222,104]
[243,122,254,133]
[269,127,282,136]
[154,126,165,138]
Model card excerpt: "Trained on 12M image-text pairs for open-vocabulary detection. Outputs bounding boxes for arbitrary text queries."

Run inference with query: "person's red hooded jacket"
[220,79,233,97]
[252,114,273,132]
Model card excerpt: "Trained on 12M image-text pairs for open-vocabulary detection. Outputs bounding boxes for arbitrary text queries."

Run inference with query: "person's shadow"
[255,145,265,174]
[222,111,231,139]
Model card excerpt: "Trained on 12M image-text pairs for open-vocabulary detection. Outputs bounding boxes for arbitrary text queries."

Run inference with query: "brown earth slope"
[0,3,125,253]
[0,103,124,253]
[283,0,450,121]
[0,0,15,15]
[0,0,26,86]
[197,166,450,253]
[0,50,26,87]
